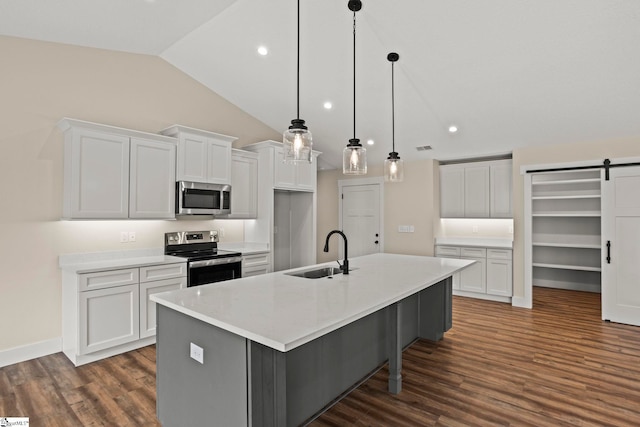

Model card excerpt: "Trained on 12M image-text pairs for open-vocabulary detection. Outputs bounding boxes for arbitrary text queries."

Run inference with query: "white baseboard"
[0,337,62,368]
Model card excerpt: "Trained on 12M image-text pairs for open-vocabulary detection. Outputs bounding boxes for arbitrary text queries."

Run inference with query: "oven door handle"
[189,256,243,269]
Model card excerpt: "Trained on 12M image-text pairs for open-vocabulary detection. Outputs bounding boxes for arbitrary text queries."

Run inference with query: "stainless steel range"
[164,230,242,287]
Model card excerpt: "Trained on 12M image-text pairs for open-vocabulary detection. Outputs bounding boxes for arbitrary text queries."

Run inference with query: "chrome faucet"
[323,230,349,274]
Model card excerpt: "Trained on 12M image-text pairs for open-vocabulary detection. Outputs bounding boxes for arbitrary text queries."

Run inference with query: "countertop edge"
[151,255,474,352]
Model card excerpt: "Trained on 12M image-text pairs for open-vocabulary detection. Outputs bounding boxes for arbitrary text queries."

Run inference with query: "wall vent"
[416,145,433,151]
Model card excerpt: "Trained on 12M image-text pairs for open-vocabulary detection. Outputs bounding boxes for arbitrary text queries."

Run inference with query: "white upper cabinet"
[440,167,465,218]
[129,137,176,219]
[464,165,490,218]
[490,160,513,218]
[228,149,258,219]
[273,146,316,191]
[59,118,177,220]
[440,159,512,218]
[161,125,236,185]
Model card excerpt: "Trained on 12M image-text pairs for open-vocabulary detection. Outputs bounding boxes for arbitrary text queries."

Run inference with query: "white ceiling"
[3,0,640,170]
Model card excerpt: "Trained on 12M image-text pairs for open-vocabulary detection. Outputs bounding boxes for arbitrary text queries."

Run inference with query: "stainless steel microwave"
[175,181,231,215]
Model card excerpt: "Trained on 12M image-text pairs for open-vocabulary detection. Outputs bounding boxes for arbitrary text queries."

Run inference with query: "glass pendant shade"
[343,139,367,175]
[385,52,403,182]
[283,119,312,163]
[384,152,404,182]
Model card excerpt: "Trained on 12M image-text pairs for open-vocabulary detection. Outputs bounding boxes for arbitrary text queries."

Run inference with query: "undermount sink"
[286,266,345,279]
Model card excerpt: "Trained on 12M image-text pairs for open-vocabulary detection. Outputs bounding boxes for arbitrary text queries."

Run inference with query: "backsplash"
[437,218,513,239]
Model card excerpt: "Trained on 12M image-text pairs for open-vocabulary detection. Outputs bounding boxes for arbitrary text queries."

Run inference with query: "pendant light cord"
[391,60,395,153]
[296,0,300,120]
[352,9,357,141]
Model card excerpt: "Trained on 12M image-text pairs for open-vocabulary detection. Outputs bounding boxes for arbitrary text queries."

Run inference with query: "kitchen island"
[151,253,473,426]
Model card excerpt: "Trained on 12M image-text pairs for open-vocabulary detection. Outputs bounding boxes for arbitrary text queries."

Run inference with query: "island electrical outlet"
[190,343,204,364]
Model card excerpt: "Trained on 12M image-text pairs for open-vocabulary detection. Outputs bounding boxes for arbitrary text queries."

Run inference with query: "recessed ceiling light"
[323,102,332,110]
[448,125,458,133]
[257,46,269,56]
[367,139,375,146]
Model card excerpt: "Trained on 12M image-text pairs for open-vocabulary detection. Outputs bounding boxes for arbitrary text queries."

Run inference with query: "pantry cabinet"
[58,118,177,220]
[440,159,512,218]
[161,125,236,185]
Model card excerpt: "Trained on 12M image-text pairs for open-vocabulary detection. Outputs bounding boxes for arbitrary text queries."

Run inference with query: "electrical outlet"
[120,232,129,243]
[472,226,479,233]
[128,231,136,242]
[509,225,514,234]
[190,343,204,364]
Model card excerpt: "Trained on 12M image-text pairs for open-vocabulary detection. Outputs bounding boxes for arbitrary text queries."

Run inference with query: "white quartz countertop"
[151,253,473,352]
[218,242,269,255]
[59,248,185,274]
[435,237,513,249]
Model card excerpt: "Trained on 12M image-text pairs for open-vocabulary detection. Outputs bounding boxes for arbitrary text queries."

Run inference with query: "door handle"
[606,240,611,264]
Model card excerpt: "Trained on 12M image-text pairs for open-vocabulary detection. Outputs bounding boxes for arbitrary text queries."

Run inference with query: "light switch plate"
[190,343,204,364]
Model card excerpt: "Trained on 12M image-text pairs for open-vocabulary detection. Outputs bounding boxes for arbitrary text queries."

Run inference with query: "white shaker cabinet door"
[129,137,176,219]
[139,277,186,339]
[229,150,258,218]
[65,129,130,219]
[487,258,513,296]
[79,284,140,355]
[176,133,208,182]
[274,147,297,190]
[295,157,316,191]
[440,166,465,218]
[459,257,486,293]
[490,160,513,218]
[464,165,490,218]
[207,138,232,185]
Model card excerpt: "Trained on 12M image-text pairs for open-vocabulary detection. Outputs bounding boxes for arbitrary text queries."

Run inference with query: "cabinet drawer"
[243,252,270,268]
[243,265,270,277]
[79,268,139,291]
[461,247,487,258]
[487,249,512,260]
[139,263,187,283]
[435,246,460,257]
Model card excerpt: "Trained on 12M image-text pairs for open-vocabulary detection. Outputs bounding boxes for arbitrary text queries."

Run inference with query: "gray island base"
[152,253,472,426]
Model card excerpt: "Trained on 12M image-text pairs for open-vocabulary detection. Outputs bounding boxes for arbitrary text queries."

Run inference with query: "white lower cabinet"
[242,252,271,277]
[79,283,140,355]
[140,276,186,338]
[63,261,186,366]
[486,250,513,297]
[435,244,512,302]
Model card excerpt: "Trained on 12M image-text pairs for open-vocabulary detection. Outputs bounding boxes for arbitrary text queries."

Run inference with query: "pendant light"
[283,0,312,163]
[343,0,367,175]
[384,52,404,182]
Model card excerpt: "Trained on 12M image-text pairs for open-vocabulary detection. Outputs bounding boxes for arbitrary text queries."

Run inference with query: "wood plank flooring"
[1,287,639,426]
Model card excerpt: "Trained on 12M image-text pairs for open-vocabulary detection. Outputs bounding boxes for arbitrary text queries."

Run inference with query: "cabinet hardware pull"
[606,240,611,264]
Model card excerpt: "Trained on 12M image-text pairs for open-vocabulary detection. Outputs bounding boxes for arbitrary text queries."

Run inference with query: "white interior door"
[341,184,381,258]
[602,166,640,326]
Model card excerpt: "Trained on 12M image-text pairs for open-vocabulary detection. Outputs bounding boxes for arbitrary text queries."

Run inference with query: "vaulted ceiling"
[3,0,640,170]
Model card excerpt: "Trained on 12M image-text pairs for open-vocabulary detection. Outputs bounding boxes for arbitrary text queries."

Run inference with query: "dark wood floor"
[2,288,639,426]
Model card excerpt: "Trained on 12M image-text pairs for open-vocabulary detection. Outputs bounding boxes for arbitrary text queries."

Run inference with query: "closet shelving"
[530,170,602,292]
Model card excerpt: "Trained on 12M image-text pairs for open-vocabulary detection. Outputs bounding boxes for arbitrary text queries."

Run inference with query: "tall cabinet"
[525,169,602,293]
[242,141,320,272]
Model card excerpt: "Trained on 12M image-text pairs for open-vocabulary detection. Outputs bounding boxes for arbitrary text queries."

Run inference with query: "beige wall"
[511,137,640,300]
[317,159,438,263]
[0,36,279,352]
